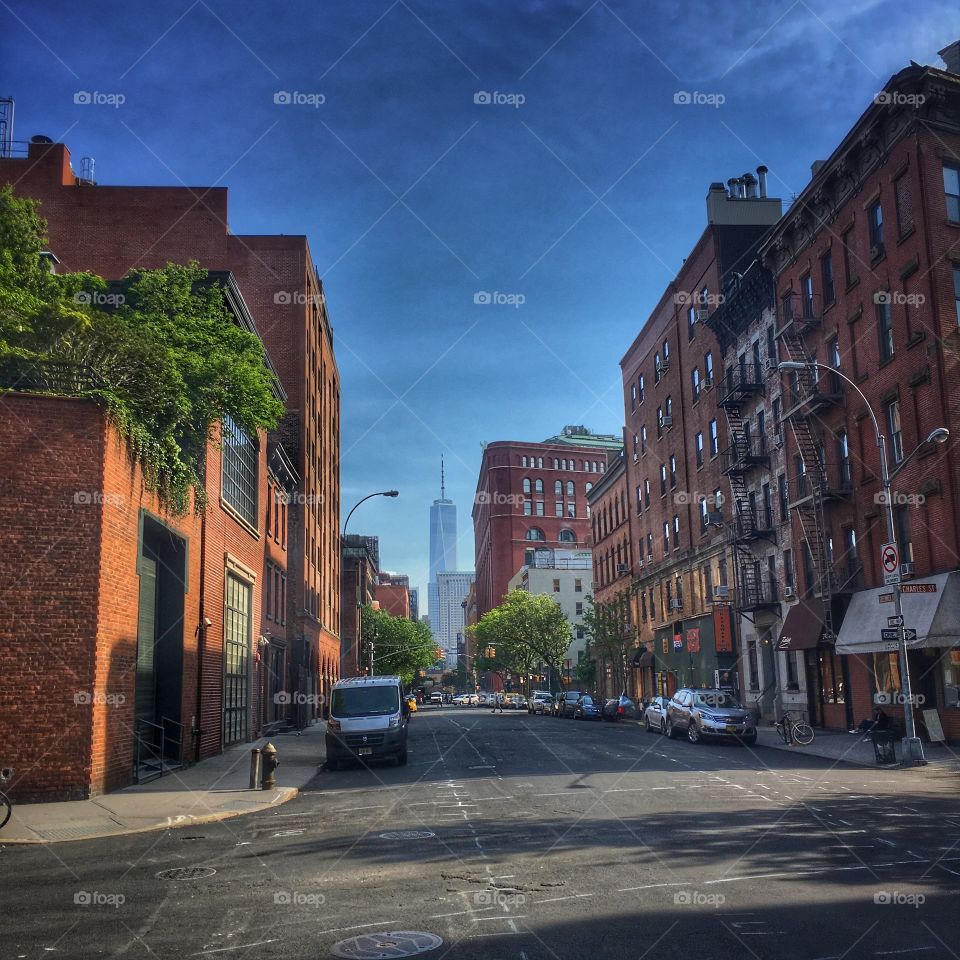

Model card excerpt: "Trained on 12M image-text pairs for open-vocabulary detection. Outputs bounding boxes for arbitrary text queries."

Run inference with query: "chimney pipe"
[756,165,768,198]
[743,172,757,199]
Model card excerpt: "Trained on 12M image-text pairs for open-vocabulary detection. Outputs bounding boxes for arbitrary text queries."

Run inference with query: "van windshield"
[331,686,400,718]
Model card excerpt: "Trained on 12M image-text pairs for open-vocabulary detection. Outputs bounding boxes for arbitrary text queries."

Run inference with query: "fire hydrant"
[260,742,279,790]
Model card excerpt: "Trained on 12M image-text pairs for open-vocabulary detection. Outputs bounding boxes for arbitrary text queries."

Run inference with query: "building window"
[523,478,531,494]
[692,366,701,402]
[535,501,545,517]
[699,496,708,528]
[877,298,894,362]
[894,505,914,564]
[821,251,835,305]
[638,374,645,403]
[566,502,576,518]
[523,500,532,516]
[575,577,583,592]
[801,273,814,318]
[954,265,960,327]
[525,527,545,541]
[783,548,794,589]
[763,481,773,527]
[688,304,697,340]
[665,395,673,420]
[663,522,670,553]
[747,641,760,691]
[660,464,667,496]
[820,647,845,703]
[705,350,713,383]
[894,173,913,237]
[646,532,653,559]
[222,415,258,528]
[555,501,563,517]
[868,200,884,258]
[657,406,664,437]
[842,226,857,287]
[535,479,544,494]
[575,601,584,615]
[837,429,851,486]
[640,425,647,454]
[644,478,650,508]
[662,338,670,366]
[553,578,561,593]
[521,456,528,467]
[944,164,960,223]
[709,419,719,456]
[672,514,680,549]
[696,432,704,468]
[768,554,777,601]
[636,484,643,514]
[631,383,637,410]
[554,480,562,496]
[224,573,251,743]
[654,352,662,383]
[886,399,903,463]
[669,454,677,489]
[566,480,574,497]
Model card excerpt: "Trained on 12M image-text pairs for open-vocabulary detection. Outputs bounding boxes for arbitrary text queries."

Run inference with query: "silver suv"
[665,688,756,745]
[528,691,552,714]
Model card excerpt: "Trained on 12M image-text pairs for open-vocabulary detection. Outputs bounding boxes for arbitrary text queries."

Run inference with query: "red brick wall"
[376,583,410,619]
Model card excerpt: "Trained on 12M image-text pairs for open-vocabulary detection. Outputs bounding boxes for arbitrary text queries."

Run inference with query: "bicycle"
[775,712,815,745]
[0,768,12,830]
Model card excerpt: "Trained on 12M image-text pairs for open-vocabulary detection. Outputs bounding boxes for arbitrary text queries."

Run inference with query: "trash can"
[872,729,897,765]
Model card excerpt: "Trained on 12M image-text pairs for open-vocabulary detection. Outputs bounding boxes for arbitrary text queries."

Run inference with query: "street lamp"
[342,490,400,677]
[779,360,949,764]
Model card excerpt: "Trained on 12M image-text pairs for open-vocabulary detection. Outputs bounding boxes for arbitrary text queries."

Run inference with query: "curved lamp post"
[780,360,949,764]
[342,490,399,677]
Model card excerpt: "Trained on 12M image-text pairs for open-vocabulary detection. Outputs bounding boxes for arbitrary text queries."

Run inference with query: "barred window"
[222,415,258,527]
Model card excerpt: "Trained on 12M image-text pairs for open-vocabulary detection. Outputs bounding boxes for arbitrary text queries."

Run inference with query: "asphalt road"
[5,707,960,959]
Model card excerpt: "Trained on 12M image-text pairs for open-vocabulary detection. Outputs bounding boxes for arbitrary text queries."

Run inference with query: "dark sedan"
[573,695,602,720]
[601,695,638,722]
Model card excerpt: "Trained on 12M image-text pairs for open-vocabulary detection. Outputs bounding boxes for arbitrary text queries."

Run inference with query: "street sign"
[881,541,900,585]
[887,615,904,627]
[880,628,917,642]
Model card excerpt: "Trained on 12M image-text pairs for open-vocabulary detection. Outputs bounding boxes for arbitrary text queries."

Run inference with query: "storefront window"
[872,652,901,699]
[819,647,845,703]
[939,650,960,709]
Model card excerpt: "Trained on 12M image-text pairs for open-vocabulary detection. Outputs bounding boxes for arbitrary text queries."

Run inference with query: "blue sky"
[5,0,958,608]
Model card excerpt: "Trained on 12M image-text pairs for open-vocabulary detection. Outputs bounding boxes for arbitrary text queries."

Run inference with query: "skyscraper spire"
[440,454,446,500]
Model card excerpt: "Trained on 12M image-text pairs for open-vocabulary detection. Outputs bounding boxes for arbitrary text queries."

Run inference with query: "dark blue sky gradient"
[5,0,957,605]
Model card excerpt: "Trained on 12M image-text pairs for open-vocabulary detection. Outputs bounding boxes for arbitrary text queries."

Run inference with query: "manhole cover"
[378,830,435,840]
[330,931,442,959]
[155,866,217,881]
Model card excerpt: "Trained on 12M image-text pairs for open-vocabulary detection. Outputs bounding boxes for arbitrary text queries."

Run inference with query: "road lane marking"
[192,941,279,955]
[536,894,594,903]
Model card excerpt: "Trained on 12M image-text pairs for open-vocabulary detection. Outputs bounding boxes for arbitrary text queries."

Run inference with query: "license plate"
[726,724,738,731]
[358,747,373,756]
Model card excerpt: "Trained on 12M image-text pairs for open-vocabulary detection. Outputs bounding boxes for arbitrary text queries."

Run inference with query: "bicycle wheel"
[0,792,11,830]
[792,722,814,745]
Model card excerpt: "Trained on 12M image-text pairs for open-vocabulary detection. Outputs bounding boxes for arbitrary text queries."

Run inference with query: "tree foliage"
[361,605,438,685]
[469,589,571,690]
[0,185,284,512]
[582,592,635,695]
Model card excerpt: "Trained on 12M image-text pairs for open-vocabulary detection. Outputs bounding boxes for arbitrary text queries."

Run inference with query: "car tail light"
[617,706,624,715]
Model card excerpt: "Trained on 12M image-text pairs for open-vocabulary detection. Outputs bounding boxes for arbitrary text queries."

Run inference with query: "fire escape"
[775,291,849,639]
[718,362,779,614]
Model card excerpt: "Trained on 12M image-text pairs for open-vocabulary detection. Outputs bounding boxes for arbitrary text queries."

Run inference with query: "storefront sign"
[673,633,683,650]
[714,606,733,653]
[686,627,701,653]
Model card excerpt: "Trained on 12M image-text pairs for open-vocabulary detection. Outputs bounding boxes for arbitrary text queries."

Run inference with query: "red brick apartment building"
[619,177,782,702]
[0,137,341,799]
[754,46,960,739]
[472,426,623,618]
[377,573,412,619]
[341,535,379,678]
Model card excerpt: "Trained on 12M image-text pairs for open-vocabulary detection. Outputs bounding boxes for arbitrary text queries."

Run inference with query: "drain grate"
[155,866,217,881]
[330,931,442,959]
[378,830,435,841]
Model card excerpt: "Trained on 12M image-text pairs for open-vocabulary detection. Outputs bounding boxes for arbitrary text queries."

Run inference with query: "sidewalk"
[2,723,326,844]
[753,723,960,771]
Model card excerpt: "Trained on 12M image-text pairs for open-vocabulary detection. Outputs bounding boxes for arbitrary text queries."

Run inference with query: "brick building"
[0,137,342,798]
[377,573,412,619]
[755,47,960,740]
[341,535,379,678]
[472,426,622,618]
[620,177,782,701]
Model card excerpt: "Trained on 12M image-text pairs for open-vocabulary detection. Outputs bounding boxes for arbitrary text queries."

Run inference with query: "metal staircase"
[776,295,836,638]
[718,364,777,612]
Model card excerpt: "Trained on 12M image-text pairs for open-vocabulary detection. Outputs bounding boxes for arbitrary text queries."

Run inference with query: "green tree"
[362,605,438,685]
[582,592,635,695]
[0,186,284,511]
[469,589,571,693]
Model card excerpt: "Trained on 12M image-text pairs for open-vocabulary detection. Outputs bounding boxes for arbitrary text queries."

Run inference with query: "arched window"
[523,478,531,494]
[554,480,562,495]
[525,527,545,541]
[585,482,593,494]
[534,479,544,494]
[566,480,574,497]
[559,529,576,543]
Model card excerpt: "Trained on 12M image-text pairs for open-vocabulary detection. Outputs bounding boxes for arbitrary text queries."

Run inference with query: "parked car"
[642,696,671,733]
[573,694,602,720]
[601,695,637,722]
[556,690,583,718]
[430,691,443,705]
[665,688,757,745]
[509,696,528,711]
[477,693,489,706]
[528,691,552,714]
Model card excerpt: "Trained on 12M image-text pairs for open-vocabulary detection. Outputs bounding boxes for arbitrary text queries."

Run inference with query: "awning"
[836,572,960,655]
[778,600,826,650]
[631,649,654,668]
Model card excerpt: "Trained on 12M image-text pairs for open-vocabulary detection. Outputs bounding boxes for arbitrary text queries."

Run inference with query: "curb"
[0,785,301,845]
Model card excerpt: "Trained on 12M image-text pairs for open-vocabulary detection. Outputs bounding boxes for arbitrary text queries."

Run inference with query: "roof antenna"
[440,454,446,500]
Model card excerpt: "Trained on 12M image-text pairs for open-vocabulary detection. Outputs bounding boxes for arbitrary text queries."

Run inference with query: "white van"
[326,676,409,770]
